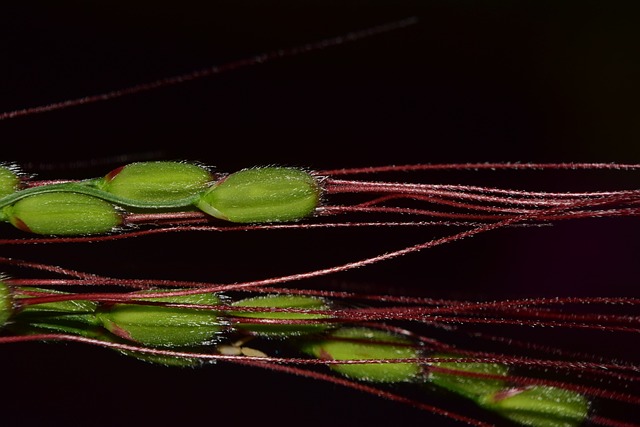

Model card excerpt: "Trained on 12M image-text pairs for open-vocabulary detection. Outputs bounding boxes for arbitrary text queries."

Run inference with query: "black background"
[1,1,639,426]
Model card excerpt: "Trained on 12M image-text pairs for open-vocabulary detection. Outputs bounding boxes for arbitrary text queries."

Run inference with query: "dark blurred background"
[1,1,639,426]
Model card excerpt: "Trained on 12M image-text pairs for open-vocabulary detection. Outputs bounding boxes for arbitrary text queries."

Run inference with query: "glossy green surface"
[230,294,332,337]
[197,167,320,223]
[300,327,422,383]
[480,385,589,427]
[3,192,122,235]
[98,291,222,347]
[99,161,213,204]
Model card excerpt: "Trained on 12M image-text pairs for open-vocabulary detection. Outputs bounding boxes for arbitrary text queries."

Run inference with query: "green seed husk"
[197,167,321,223]
[0,165,20,222]
[230,294,333,337]
[479,385,590,427]
[0,280,13,327]
[98,161,213,204]
[428,353,509,400]
[97,291,223,347]
[120,350,206,367]
[97,332,207,367]
[15,287,100,330]
[0,165,19,199]
[3,192,122,235]
[299,326,422,383]
[428,354,589,427]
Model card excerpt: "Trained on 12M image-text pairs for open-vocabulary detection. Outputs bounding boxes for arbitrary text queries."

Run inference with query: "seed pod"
[0,165,20,198]
[120,350,206,368]
[0,280,13,327]
[479,385,589,427]
[299,327,422,383]
[97,291,222,347]
[97,332,206,367]
[197,167,321,223]
[98,161,213,204]
[15,287,100,329]
[428,353,509,400]
[3,192,122,235]
[229,294,332,337]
